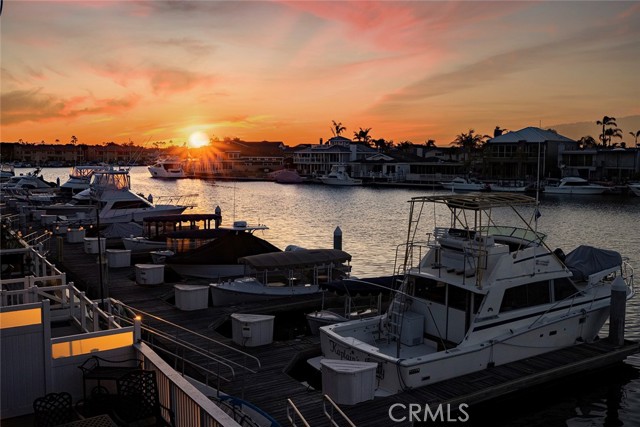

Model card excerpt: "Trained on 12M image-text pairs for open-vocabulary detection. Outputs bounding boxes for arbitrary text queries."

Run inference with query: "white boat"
[0,167,57,192]
[628,182,640,196]
[43,167,197,223]
[440,176,490,192]
[319,165,362,186]
[0,163,14,182]
[543,177,611,195]
[319,193,634,395]
[60,165,108,194]
[148,157,187,179]
[210,248,352,306]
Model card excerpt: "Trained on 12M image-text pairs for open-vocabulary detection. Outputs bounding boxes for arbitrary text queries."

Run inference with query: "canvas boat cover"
[564,245,622,281]
[239,249,351,270]
[168,232,281,265]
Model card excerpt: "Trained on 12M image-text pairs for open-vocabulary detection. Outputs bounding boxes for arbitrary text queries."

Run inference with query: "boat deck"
[38,221,640,427]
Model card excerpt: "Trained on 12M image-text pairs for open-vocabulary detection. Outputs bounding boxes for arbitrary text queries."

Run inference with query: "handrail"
[322,395,356,427]
[111,301,261,370]
[286,398,310,427]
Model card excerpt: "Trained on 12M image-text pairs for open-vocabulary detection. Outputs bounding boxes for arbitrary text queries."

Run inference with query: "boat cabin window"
[111,200,151,210]
[448,228,476,240]
[553,277,579,301]
[500,281,551,313]
[412,276,446,304]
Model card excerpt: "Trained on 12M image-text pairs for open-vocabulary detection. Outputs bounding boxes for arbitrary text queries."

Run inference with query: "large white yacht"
[148,157,188,179]
[319,193,634,395]
[543,177,611,195]
[44,167,196,223]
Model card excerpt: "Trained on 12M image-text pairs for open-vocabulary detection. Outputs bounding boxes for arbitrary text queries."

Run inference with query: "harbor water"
[38,166,640,426]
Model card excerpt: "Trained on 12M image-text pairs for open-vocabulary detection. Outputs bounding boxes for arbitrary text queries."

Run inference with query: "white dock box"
[320,359,377,405]
[83,237,106,254]
[174,285,209,311]
[106,249,131,268]
[66,228,86,243]
[400,311,424,346]
[135,264,164,285]
[230,313,275,347]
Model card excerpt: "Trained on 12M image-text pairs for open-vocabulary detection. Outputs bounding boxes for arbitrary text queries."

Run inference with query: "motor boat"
[318,193,634,395]
[60,165,108,194]
[543,177,611,195]
[0,164,15,182]
[122,213,224,253]
[148,157,188,179]
[319,165,362,186]
[0,167,57,192]
[210,248,352,306]
[166,224,277,279]
[439,177,490,192]
[306,275,400,335]
[43,167,197,223]
[490,180,534,193]
[267,169,304,184]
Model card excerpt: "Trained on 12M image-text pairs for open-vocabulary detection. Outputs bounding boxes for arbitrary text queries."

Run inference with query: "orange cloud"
[1,89,139,125]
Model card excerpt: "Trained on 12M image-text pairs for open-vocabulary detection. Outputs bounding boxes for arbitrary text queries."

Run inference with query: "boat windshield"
[91,171,130,190]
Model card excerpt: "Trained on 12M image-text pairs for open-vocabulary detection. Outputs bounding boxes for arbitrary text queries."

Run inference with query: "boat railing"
[154,193,199,208]
[286,398,311,427]
[109,302,262,393]
[322,394,357,427]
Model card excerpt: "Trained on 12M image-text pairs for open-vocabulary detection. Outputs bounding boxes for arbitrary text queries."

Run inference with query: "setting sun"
[188,131,209,148]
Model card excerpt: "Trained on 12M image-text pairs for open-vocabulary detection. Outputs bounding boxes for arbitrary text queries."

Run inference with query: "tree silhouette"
[578,136,597,149]
[353,127,372,146]
[424,139,436,148]
[629,130,640,146]
[331,120,346,137]
[596,116,618,147]
[70,135,78,145]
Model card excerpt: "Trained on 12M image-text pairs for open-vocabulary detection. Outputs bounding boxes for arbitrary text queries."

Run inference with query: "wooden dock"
[38,222,639,427]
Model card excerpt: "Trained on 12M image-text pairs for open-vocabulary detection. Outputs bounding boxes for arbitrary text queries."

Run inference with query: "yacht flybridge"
[319,193,634,395]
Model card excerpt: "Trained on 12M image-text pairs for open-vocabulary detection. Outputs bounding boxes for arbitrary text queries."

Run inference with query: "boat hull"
[320,303,611,394]
[210,279,321,306]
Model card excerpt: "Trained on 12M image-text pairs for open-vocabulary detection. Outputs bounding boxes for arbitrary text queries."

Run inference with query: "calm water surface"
[40,167,640,426]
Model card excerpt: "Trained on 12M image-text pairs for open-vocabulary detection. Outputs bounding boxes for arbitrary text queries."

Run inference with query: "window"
[500,281,550,312]
[413,276,446,304]
[554,277,578,301]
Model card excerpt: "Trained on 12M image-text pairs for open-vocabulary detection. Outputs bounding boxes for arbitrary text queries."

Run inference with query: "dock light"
[135,315,142,321]
[67,228,71,232]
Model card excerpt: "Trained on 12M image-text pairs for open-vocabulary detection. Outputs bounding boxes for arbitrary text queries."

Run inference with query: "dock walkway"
[41,227,639,427]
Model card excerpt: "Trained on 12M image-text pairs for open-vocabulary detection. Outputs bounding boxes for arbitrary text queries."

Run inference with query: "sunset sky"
[2,1,639,147]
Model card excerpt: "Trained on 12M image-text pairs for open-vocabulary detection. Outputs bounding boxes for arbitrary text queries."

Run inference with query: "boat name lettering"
[328,339,360,361]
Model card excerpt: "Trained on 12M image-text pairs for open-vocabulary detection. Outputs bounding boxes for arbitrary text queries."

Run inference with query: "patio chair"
[112,370,174,427]
[33,392,74,427]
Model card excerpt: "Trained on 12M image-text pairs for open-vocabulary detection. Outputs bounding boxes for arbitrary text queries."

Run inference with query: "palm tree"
[353,127,372,146]
[604,127,623,146]
[70,135,78,145]
[331,120,346,137]
[596,116,617,147]
[452,129,487,152]
[629,130,640,146]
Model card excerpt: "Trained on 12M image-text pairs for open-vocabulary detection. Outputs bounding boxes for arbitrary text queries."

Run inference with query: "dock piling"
[608,276,627,346]
[334,226,342,250]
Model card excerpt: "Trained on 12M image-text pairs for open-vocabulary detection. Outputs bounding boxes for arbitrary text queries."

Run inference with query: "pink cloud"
[0,88,139,125]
